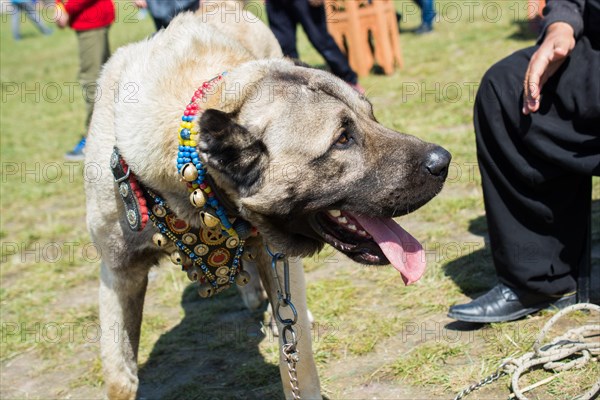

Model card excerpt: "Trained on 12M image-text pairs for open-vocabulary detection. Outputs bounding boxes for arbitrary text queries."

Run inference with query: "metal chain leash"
[267,246,301,400]
[453,303,600,400]
[453,362,511,400]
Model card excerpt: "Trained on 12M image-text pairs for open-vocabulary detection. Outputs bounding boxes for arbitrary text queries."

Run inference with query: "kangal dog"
[85,2,451,399]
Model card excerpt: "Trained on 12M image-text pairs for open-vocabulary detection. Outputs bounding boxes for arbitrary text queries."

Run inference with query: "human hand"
[522,22,575,115]
[134,0,147,9]
[308,0,324,7]
[55,4,69,29]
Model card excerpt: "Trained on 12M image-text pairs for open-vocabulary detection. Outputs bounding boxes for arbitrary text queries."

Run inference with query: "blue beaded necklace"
[176,71,237,236]
[146,72,255,297]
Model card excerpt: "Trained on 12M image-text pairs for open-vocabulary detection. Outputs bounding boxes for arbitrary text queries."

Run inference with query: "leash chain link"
[453,362,510,400]
[268,246,301,400]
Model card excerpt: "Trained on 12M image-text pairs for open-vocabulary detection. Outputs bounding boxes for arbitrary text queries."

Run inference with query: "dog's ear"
[198,109,269,194]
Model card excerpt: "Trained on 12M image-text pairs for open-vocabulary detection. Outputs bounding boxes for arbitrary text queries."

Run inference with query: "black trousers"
[266,0,358,84]
[474,37,600,296]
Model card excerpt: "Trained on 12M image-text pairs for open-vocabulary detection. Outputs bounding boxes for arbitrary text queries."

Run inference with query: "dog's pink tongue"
[353,215,426,285]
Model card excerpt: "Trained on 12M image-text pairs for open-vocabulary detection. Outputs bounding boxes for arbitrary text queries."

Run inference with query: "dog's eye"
[334,131,353,148]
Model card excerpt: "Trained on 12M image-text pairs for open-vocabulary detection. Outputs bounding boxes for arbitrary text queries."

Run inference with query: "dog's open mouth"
[310,211,426,285]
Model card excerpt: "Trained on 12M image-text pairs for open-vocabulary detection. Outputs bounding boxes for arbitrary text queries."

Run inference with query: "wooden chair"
[325,0,403,77]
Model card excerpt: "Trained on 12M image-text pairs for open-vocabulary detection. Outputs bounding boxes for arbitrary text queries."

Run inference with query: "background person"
[133,0,199,30]
[10,0,53,40]
[394,0,436,34]
[266,0,364,93]
[412,0,435,34]
[448,0,600,323]
[55,0,115,161]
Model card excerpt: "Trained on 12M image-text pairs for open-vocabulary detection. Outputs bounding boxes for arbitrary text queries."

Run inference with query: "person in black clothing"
[448,0,600,323]
[266,0,363,93]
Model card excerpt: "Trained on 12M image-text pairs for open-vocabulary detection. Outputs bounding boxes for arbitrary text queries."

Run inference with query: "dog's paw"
[106,379,138,400]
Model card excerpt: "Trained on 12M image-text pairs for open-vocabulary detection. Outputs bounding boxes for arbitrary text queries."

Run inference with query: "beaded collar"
[176,72,237,236]
[113,72,255,298]
[166,71,256,297]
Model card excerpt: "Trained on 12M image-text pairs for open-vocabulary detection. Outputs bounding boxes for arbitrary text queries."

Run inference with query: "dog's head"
[198,60,450,284]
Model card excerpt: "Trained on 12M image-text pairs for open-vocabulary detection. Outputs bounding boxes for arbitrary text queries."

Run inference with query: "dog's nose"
[422,146,451,178]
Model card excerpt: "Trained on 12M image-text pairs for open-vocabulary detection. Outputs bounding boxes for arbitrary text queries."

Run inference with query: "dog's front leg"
[257,253,322,399]
[99,259,149,400]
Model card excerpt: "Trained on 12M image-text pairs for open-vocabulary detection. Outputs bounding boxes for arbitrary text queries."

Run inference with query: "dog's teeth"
[358,230,368,236]
[337,217,347,224]
[348,224,357,231]
[328,210,341,217]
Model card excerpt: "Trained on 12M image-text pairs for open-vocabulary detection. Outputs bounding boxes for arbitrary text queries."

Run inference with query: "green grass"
[1,0,599,399]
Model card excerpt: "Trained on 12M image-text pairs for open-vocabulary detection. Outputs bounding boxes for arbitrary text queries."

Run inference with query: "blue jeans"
[11,1,52,40]
[415,0,436,26]
[146,0,199,30]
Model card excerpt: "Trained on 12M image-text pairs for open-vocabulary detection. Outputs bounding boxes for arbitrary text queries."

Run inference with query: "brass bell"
[242,246,256,262]
[226,236,239,249]
[152,232,168,248]
[235,270,251,286]
[201,211,221,229]
[186,267,199,282]
[170,251,183,265]
[198,283,214,298]
[181,163,199,182]
[181,254,193,268]
[189,189,206,208]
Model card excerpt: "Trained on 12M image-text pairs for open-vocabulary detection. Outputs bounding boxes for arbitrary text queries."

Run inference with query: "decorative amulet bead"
[225,236,239,249]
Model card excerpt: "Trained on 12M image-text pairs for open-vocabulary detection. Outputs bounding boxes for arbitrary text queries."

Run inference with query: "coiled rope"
[454,303,600,400]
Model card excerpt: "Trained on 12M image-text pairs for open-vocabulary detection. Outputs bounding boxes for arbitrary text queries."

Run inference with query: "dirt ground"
[2,241,599,399]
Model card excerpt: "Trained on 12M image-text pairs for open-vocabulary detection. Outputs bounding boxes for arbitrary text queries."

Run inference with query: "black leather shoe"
[448,283,576,323]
